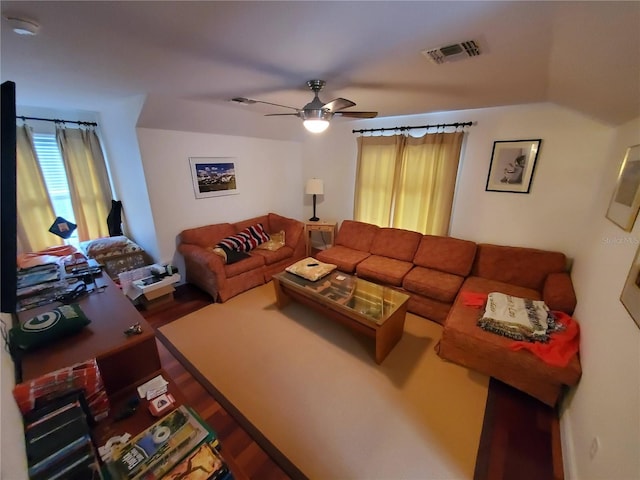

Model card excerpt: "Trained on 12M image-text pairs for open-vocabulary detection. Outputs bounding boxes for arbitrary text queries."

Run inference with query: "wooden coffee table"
[272,270,409,364]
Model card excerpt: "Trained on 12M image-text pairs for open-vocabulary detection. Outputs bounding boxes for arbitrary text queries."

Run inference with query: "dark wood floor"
[140,284,563,480]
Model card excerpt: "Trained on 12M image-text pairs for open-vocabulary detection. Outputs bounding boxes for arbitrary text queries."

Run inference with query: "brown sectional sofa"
[316,220,581,406]
[178,213,306,302]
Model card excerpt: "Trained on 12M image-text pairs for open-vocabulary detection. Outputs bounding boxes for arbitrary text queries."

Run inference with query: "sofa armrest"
[543,272,577,314]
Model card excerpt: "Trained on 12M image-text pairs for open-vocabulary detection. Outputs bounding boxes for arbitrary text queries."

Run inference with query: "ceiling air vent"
[421,40,481,65]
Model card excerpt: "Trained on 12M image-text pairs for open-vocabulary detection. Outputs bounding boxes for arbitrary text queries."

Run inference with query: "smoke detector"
[421,40,480,64]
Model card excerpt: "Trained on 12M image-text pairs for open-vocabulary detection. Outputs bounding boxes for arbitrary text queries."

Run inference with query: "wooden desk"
[305,220,337,256]
[17,274,161,395]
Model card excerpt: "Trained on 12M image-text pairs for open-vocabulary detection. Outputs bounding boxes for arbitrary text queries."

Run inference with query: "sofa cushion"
[251,245,294,265]
[316,246,370,273]
[370,228,422,262]
[413,235,477,276]
[356,255,413,286]
[403,266,464,303]
[460,276,541,302]
[471,244,567,291]
[335,220,379,252]
[224,253,265,278]
[217,223,270,252]
[543,272,577,314]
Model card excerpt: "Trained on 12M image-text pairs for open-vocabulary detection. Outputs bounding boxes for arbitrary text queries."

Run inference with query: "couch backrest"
[335,220,379,252]
[471,243,567,291]
[180,223,236,248]
[370,227,422,262]
[267,212,304,248]
[233,215,270,233]
[413,235,477,276]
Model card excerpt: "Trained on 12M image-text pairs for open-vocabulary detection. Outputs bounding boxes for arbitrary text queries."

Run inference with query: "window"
[32,133,79,247]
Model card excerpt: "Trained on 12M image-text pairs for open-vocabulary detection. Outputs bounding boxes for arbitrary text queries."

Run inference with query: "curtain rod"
[352,121,473,134]
[17,115,97,127]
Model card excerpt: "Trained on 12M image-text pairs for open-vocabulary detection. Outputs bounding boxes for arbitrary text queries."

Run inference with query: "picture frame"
[605,144,640,231]
[620,242,640,330]
[485,139,542,193]
[189,157,239,199]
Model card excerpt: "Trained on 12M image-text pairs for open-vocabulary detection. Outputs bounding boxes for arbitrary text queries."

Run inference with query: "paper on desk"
[137,374,169,399]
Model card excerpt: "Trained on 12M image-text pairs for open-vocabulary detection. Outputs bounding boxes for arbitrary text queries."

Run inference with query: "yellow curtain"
[354,135,405,226]
[56,126,112,241]
[16,124,62,253]
[393,132,464,235]
[354,131,464,235]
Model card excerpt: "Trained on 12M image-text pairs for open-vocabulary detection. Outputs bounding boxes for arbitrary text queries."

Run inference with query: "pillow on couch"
[210,245,250,264]
[217,223,270,253]
[256,230,286,251]
[286,257,337,281]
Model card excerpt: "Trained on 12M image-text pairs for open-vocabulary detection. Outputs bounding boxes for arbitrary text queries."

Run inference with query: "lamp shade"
[305,178,324,195]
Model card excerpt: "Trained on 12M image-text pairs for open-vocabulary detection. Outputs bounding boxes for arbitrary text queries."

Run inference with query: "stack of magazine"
[105,405,231,480]
[23,390,103,479]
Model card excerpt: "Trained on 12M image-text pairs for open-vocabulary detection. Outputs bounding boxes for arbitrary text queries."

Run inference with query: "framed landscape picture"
[606,144,640,231]
[189,157,239,199]
[485,139,541,193]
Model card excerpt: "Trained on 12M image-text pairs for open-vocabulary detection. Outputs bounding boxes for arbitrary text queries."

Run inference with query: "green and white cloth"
[477,292,561,343]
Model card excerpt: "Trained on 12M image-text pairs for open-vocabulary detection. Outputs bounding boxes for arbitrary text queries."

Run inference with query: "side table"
[305,220,337,256]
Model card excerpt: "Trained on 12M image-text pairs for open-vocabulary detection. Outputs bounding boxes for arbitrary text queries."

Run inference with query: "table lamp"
[305,178,324,222]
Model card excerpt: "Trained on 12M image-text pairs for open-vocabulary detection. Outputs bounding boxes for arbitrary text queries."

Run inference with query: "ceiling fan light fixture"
[4,15,40,35]
[302,108,332,133]
[303,119,330,133]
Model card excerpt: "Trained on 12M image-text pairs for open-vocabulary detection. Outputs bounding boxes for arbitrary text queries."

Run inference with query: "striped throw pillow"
[217,223,270,252]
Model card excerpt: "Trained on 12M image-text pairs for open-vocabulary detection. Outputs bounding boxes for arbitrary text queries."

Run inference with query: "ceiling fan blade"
[264,113,300,117]
[232,97,299,111]
[335,111,378,118]
[322,98,356,112]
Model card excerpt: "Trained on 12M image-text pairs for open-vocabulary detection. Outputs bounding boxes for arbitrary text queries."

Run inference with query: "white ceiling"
[1,1,639,127]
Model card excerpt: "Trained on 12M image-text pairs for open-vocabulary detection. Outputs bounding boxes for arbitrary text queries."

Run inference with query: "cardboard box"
[140,285,175,310]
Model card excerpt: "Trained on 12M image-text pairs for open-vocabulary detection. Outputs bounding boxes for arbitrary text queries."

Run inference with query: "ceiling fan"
[232,80,378,133]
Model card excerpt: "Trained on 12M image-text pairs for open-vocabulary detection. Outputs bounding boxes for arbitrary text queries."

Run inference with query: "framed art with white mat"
[606,145,640,231]
[620,242,640,329]
[485,139,541,193]
[189,157,239,199]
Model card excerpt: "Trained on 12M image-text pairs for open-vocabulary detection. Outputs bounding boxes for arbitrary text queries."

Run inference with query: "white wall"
[99,96,158,258]
[0,318,27,480]
[562,117,640,480]
[303,103,639,479]
[135,128,304,270]
[307,103,612,257]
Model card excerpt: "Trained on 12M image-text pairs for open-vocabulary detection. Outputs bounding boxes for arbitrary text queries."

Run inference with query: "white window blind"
[32,133,79,246]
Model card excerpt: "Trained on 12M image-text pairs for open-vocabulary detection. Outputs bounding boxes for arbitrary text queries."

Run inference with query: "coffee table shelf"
[272,270,409,364]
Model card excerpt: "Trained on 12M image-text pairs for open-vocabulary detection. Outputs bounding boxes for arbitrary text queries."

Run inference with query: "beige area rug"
[159,282,489,480]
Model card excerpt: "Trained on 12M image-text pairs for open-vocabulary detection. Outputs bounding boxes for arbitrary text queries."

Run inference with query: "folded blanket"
[460,291,488,308]
[510,311,580,366]
[477,292,561,342]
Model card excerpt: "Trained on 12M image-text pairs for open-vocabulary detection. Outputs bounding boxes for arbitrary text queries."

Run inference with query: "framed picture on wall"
[485,139,542,193]
[189,157,239,199]
[620,242,640,330]
[606,144,640,231]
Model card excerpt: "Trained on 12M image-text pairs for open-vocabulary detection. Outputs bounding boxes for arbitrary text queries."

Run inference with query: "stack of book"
[23,390,103,479]
[105,405,230,480]
[13,358,110,423]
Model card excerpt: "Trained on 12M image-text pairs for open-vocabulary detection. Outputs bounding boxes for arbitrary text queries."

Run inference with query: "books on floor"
[105,405,228,480]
